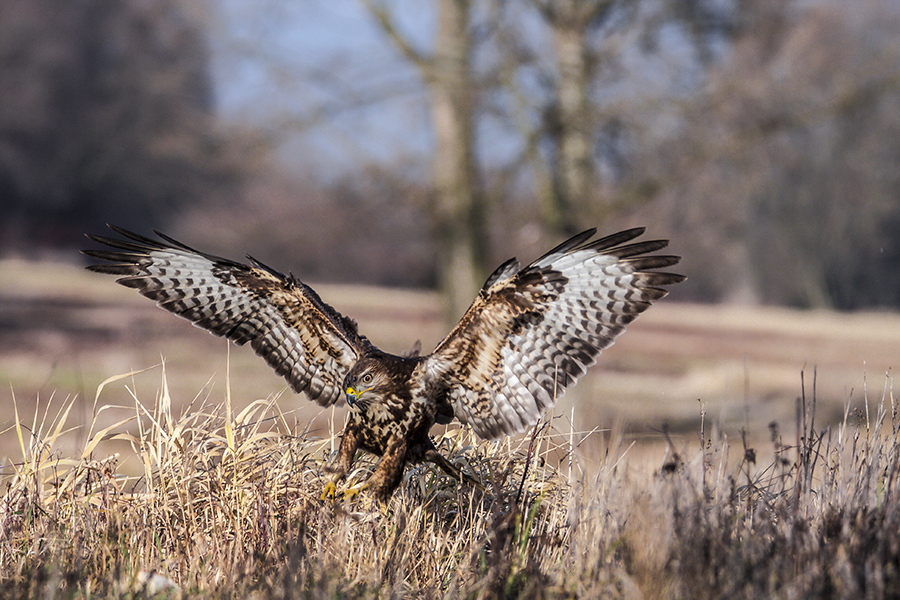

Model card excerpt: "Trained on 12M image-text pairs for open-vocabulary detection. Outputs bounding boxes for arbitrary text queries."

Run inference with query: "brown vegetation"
[1,258,899,597]
[1,360,898,598]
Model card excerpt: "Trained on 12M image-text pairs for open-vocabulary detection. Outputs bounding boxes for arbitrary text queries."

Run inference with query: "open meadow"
[1,258,899,598]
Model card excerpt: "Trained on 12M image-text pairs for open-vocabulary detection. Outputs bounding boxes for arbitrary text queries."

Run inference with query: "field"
[1,258,899,598]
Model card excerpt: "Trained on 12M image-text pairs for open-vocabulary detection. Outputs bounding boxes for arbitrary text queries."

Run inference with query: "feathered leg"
[321,422,361,500]
[342,436,409,501]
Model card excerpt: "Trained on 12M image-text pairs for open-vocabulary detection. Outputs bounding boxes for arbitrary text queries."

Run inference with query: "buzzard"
[84,226,684,500]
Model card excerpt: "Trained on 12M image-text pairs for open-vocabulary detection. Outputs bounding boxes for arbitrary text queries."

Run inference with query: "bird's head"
[343,358,390,408]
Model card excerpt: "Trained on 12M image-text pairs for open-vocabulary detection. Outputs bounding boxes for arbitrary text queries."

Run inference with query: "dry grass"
[2,366,899,599]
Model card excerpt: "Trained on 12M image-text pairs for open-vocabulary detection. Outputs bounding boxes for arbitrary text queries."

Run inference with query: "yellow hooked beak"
[345,386,369,406]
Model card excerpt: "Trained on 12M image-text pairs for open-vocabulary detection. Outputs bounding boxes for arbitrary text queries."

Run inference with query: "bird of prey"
[84,226,684,500]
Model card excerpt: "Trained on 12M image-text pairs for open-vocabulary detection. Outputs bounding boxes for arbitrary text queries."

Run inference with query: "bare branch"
[359,0,431,73]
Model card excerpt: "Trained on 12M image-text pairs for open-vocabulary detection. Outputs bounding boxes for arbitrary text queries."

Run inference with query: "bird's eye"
[362,373,373,384]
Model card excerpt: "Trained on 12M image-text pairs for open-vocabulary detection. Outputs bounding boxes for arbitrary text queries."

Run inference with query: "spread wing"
[422,227,685,439]
[83,225,375,406]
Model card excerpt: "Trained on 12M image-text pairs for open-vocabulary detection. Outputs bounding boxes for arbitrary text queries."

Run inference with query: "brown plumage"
[84,225,685,500]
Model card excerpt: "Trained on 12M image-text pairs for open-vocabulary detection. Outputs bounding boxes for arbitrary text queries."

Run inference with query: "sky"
[208,0,434,179]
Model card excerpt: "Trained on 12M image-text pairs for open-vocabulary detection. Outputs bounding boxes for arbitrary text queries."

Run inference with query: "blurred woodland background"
[2,0,899,314]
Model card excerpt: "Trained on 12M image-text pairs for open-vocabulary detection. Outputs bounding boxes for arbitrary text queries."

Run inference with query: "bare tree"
[362,0,484,319]
[623,0,900,308]
[486,0,735,240]
[531,0,617,235]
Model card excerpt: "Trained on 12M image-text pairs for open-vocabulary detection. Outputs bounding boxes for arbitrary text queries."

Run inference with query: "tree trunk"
[430,0,482,320]
[550,11,592,235]
[536,0,615,235]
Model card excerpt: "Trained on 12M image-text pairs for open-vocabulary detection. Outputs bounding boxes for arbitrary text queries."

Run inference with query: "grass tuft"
[1,368,898,598]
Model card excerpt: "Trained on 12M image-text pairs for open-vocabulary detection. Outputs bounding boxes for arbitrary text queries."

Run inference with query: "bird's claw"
[342,483,368,502]
[322,480,369,503]
[321,481,337,501]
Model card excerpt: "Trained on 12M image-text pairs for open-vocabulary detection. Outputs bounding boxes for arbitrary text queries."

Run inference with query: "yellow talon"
[342,483,368,502]
[321,481,337,501]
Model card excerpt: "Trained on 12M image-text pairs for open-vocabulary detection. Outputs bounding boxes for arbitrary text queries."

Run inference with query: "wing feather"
[84,226,374,406]
[422,228,685,439]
